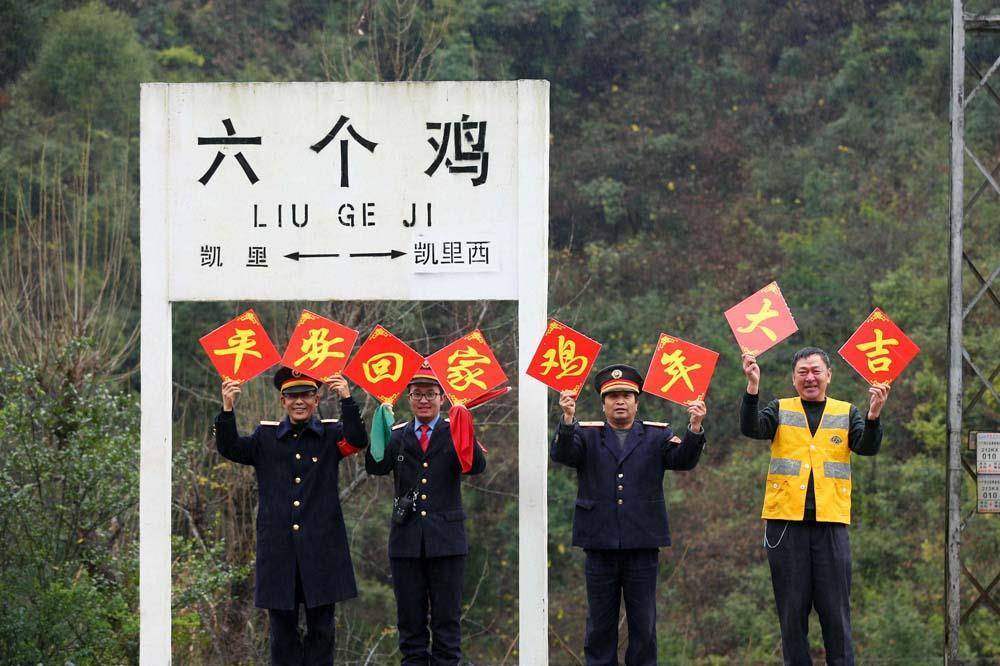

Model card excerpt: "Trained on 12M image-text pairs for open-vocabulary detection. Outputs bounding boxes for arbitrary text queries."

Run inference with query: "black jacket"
[214,397,368,609]
[365,418,486,558]
[551,419,705,549]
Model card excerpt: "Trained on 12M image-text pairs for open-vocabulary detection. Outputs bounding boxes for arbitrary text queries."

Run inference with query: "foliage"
[24,2,151,134]
[0,0,997,662]
[0,362,139,664]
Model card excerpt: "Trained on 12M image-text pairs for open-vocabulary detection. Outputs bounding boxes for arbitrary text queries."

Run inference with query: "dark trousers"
[765,520,854,666]
[390,554,466,666]
[583,548,659,666]
[268,565,336,666]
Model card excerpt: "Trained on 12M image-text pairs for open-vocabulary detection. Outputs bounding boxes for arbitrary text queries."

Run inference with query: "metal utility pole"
[948,3,1000,663]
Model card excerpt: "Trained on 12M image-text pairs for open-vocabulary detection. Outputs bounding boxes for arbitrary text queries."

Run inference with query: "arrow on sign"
[284,251,341,261]
[284,249,407,261]
[350,250,407,259]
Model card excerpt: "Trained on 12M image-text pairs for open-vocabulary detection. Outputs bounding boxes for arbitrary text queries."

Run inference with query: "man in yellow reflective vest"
[741,347,889,666]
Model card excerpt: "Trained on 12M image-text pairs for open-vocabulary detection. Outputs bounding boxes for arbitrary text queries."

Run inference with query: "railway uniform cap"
[408,360,441,388]
[273,366,319,394]
[594,364,643,397]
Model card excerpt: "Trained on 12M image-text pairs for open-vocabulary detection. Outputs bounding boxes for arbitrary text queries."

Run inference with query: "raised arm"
[550,390,586,468]
[215,379,258,465]
[663,399,707,470]
[739,354,780,439]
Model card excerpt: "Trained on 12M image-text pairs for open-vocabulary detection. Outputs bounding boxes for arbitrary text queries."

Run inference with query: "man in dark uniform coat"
[551,364,707,666]
[365,362,487,665]
[216,367,369,666]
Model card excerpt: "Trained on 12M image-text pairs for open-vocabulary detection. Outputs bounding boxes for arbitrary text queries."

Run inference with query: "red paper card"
[343,325,425,404]
[838,308,920,384]
[642,333,719,405]
[280,310,359,382]
[725,282,798,356]
[526,319,602,396]
[199,309,281,382]
[427,329,508,406]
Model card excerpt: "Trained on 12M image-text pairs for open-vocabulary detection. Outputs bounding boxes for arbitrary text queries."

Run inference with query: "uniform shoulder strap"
[579,421,604,427]
[642,420,670,428]
[259,420,280,426]
[320,418,339,423]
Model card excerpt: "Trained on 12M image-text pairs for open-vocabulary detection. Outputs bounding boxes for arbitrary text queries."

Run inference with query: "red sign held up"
[343,325,425,404]
[280,310,359,383]
[838,308,919,385]
[427,330,508,406]
[199,309,281,382]
[526,319,602,397]
[725,282,798,356]
[642,333,719,405]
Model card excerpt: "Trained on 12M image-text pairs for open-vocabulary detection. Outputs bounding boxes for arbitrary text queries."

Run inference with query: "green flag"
[369,402,395,462]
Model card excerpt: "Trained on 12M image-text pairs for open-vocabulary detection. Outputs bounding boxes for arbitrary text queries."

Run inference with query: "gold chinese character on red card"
[526,319,602,396]
[343,325,425,404]
[642,333,719,405]
[280,310,359,383]
[725,282,799,356]
[199,308,281,382]
[427,329,508,406]
[838,308,919,384]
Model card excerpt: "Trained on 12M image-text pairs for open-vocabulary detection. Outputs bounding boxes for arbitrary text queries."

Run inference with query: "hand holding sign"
[221,379,242,411]
[867,382,890,420]
[559,390,577,424]
[325,373,351,399]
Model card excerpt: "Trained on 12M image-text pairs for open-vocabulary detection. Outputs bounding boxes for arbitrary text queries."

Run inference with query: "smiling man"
[365,361,486,666]
[741,347,889,666]
[215,366,368,666]
[551,364,706,666]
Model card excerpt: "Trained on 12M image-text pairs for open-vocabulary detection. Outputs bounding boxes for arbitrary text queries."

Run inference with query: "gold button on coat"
[420,510,427,517]
[293,500,300,507]
[617,499,624,505]
[294,477,301,484]
[421,494,427,500]
[292,524,300,531]
[421,478,428,484]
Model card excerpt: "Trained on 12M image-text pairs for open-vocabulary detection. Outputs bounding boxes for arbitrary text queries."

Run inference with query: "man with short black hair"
[741,348,889,665]
[551,363,707,665]
[365,361,486,666]
[216,367,368,665]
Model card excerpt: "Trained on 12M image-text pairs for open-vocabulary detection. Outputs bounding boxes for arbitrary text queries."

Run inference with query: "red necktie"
[419,424,431,453]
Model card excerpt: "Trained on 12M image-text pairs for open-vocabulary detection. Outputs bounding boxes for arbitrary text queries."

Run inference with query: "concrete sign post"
[140,81,549,663]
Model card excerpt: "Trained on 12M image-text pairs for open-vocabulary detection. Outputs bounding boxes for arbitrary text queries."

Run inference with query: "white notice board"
[140,81,549,664]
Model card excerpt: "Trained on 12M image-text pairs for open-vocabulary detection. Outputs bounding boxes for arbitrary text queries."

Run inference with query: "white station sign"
[155,82,534,301]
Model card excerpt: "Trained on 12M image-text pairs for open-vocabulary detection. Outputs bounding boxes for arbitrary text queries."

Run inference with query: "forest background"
[0,0,998,664]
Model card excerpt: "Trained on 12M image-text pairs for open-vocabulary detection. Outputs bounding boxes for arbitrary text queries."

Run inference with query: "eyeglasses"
[282,390,317,399]
[409,391,441,402]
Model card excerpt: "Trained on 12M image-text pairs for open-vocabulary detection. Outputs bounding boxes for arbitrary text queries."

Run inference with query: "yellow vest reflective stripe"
[761,397,853,524]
